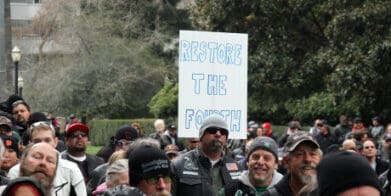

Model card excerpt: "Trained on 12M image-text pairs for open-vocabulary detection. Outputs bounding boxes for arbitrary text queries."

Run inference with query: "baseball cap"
[0,116,12,130]
[66,123,89,137]
[164,144,179,156]
[167,124,177,130]
[115,125,138,141]
[283,131,320,153]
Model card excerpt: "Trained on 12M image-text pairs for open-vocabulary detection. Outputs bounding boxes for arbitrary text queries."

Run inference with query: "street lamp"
[18,76,24,97]
[11,46,21,95]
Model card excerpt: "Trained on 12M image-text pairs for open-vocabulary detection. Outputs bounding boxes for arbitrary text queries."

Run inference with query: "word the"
[192,73,227,95]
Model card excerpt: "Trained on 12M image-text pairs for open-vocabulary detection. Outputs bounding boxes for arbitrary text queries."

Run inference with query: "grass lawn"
[86,145,103,155]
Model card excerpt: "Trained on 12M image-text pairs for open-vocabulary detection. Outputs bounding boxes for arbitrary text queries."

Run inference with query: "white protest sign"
[178,30,248,139]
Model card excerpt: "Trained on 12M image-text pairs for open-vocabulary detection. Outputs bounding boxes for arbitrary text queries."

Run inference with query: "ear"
[53,137,59,147]
[274,161,279,169]
[282,156,290,170]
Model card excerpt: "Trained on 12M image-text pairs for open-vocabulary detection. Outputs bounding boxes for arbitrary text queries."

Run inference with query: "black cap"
[129,145,170,186]
[27,112,49,126]
[115,125,139,141]
[317,151,381,196]
[167,124,177,130]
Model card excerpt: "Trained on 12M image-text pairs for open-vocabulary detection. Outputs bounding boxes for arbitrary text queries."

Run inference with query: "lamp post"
[18,76,24,97]
[11,46,21,95]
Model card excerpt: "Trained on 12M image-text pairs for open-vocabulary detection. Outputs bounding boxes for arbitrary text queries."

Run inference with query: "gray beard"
[206,139,223,152]
[299,174,317,185]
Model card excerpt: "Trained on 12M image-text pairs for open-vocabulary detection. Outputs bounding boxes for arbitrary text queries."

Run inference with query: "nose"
[156,177,167,190]
[303,152,313,163]
[215,130,223,136]
[256,156,266,165]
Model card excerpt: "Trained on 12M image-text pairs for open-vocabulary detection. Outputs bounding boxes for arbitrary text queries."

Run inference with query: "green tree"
[20,0,191,118]
[148,81,178,118]
[191,0,391,124]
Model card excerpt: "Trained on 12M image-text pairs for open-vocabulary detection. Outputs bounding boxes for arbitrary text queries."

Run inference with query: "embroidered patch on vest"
[184,158,199,170]
[183,171,199,175]
[226,163,238,171]
[229,171,242,179]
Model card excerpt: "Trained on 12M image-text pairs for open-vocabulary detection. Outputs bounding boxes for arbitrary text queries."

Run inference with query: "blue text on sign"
[192,73,227,95]
[184,108,241,132]
[179,40,242,65]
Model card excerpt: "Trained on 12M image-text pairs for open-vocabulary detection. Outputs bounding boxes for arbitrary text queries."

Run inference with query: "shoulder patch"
[184,158,199,170]
[226,163,238,171]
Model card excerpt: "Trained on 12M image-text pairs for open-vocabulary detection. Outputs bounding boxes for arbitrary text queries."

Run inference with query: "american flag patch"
[226,163,238,171]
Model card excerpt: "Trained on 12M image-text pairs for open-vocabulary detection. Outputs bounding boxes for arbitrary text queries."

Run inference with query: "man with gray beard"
[262,131,322,196]
[171,115,243,196]
[19,143,59,196]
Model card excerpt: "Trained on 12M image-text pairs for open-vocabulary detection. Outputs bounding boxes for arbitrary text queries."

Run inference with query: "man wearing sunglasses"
[61,123,104,183]
[171,114,243,196]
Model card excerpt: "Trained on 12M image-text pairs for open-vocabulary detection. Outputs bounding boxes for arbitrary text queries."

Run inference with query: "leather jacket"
[171,148,243,196]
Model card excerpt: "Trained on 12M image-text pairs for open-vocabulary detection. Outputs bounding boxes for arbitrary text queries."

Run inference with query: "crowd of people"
[0,94,390,196]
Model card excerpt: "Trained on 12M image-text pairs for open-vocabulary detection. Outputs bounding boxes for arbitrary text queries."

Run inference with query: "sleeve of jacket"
[170,159,180,196]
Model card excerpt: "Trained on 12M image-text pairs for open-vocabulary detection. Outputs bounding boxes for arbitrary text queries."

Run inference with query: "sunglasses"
[205,127,228,136]
[116,140,132,147]
[69,131,88,138]
[190,140,200,144]
[29,121,55,132]
[144,175,171,185]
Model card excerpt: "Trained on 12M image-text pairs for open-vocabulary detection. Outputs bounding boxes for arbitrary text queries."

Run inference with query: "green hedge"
[89,118,174,145]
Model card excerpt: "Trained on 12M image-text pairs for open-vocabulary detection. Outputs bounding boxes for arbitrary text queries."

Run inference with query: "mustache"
[299,163,316,170]
[33,167,50,176]
[212,138,223,144]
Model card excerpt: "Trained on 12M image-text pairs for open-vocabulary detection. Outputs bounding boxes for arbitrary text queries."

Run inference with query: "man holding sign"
[171,115,243,196]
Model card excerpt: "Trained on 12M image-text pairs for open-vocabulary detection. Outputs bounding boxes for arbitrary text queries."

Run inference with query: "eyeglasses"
[205,127,228,136]
[29,121,55,132]
[69,131,88,138]
[144,175,171,185]
[364,146,375,149]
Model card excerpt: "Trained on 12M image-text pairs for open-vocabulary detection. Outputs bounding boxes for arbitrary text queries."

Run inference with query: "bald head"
[343,139,356,152]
